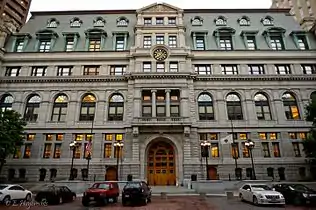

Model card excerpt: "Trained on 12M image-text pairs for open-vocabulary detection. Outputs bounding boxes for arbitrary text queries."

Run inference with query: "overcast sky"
[30,0,272,11]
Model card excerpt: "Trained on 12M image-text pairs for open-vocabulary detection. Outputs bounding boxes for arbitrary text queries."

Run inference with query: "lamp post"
[200,140,211,180]
[245,139,256,180]
[69,140,79,180]
[86,152,91,180]
[114,142,124,181]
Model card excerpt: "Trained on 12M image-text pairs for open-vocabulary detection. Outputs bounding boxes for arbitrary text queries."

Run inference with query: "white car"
[239,183,285,206]
[0,184,32,204]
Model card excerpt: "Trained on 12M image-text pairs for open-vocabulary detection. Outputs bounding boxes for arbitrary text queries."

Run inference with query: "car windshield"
[124,182,141,189]
[251,185,272,191]
[0,185,8,190]
[288,184,310,191]
[91,183,110,189]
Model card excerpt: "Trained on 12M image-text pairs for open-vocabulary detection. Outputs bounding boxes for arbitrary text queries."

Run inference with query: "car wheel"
[122,199,128,206]
[25,193,32,202]
[148,197,151,203]
[82,200,89,207]
[253,196,259,206]
[3,196,11,205]
[239,193,244,201]
[142,197,148,206]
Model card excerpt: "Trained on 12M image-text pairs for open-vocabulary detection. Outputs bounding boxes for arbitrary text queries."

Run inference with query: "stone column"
[165,89,171,117]
[151,90,157,117]
[133,89,141,118]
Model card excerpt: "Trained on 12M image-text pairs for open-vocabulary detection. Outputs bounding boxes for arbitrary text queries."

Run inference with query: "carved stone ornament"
[184,126,190,137]
[133,127,139,137]
[146,4,175,12]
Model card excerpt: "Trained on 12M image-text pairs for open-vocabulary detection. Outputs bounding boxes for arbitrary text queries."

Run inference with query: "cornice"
[1,74,316,84]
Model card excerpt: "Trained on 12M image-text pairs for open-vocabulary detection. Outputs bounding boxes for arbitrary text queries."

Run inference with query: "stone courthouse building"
[0,2,316,185]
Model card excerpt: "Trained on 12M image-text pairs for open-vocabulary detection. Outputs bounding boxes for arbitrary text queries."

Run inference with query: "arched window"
[108,94,124,121]
[24,95,41,122]
[0,94,14,112]
[191,16,203,26]
[262,16,274,26]
[93,17,105,27]
[238,16,250,26]
[79,94,96,121]
[282,92,300,120]
[117,17,129,26]
[215,16,227,26]
[47,18,59,28]
[70,17,82,28]
[226,93,243,120]
[197,93,214,120]
[254,93,271,120]
[51,94,68,122]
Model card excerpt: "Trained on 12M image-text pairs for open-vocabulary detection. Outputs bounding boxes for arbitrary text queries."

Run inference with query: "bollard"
[161,192,167,200]
[226,191,234,200]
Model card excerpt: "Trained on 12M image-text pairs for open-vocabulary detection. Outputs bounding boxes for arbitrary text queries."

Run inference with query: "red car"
[82,182,119,206]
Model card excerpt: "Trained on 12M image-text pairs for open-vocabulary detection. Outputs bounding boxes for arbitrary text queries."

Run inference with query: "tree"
[0,109,26,175]
[302,96,316,164]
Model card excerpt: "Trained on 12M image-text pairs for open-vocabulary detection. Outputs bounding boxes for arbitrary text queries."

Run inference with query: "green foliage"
[0,109,26,160]
[305,97,316,124]
[303,98,316,162]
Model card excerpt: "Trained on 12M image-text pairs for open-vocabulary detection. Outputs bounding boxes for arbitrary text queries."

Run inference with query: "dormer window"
[262,16,274,26]
[215,16,227,26]
[35,29,59,52]
[144,18,152,25]
[191,16,203,26]
[47,19,59,28]
[70,18,83,28]
[93,17,105,27]
[156,17,164,25]
[238,16,250,26]
[262,27,286,50]
[117,17,129,27]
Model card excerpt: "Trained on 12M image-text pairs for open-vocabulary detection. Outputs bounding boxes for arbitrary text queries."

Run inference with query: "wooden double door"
[147,142,176,186]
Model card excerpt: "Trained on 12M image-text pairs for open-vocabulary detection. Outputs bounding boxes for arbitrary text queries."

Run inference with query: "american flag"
[85,140,92,152]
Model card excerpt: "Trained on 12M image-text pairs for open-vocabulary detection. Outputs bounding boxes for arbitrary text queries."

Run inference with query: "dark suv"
[82,182,119,206]
[122,181,151,206]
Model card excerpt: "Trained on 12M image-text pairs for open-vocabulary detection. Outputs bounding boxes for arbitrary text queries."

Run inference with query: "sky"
[29,0,272,12]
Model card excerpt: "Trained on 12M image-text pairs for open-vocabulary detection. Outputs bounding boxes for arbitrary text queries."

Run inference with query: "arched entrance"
[105,167,117,181]
[208,166,218,180]
[147,141,176,186]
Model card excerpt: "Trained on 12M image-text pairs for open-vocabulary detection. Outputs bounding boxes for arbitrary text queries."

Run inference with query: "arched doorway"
[39,168,46,181]
[147,141,176,186]
[208,166,218,180]
[105,167,117,181]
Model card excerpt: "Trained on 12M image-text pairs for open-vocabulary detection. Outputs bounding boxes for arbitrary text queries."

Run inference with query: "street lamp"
[69,140,79,181]
[200,140,211,180]
[85,152,91,180]
[114,142,124,181]
[245,139,256,180]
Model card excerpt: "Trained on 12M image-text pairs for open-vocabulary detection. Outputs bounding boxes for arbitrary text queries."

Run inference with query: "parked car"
[122,181,151,206]
[34,185,76,205]
[0,184,32,204]
[239,183,285,206]
[273,183,316,205]
[81,182,119,206]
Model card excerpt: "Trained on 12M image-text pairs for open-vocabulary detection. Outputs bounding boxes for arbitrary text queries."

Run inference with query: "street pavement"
[0,196,315,210]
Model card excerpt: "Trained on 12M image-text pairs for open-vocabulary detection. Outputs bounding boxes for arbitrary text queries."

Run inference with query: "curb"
[73,193,238,198]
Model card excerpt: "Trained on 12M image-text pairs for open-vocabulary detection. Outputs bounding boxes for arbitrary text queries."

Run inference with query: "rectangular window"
[5,67,20,76]
[38,39,51,52]
[219,36,233,50]
[259,133,267,140]
[105,134,113,141]
[115,36,125,51]
[170,105,179,117]
[156,17,164,25]
[297,36,309,50]
[74,143,82,159]
[156,62,165,72]
[246,36,256,50]
[144,18,152,25]
[53,143,62,158]
[231,143,239,158]
[83,66,99,75]
[275,65,291,74]
[142,106,152,117]
[195,36,205,50]
[242,143,250,158]
[156,35,164,45]
[116,134,123,141]
[248,65,265,75]
[89,38,101,51]
[104,143,112,158]
[114,146,123,158]
[270,36,284,50]
[23,144,32,159]
[13,146,21,159]
[301,64,316,74]
[27,134,35,141]
[239,133,248,140]
[45,134,53,141]
[110,65,126,75]
[169,62,178,72]
[57,66,72,76]
[168,17,176,25]
[143,62,151,72]
[168,36,177,48]
[56,134,64,141]
[143,36,152,48]
[31,67,46,76]
[262,142,271,157]
[43,143,52,158]
[269,133,277,140]
[221,65,238,75]
[75,134,84,141]
[156,105,166,117]
[14,39,24,52]
[211,143,219,157]
[272,142,281,157]
[65,37,74,51]
[292,142,301,157]
[195,65,211,75]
